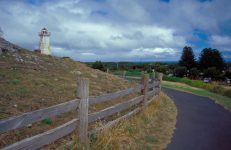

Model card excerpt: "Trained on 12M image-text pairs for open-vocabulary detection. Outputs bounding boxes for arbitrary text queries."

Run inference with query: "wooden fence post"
[77,77,89,147]
[157,73,163,91]
[123,71,126,79]
[141,74,149,105]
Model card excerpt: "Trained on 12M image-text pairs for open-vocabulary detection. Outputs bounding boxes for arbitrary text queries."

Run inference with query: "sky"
[0,0,231,62]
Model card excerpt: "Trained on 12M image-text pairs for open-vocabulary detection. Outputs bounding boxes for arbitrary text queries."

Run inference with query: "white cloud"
[209,35,231,47]
[129,47,177,58]
[81,52,96,56]
[0,0,231,61]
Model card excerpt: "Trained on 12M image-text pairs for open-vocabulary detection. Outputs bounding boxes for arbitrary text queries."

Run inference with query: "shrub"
[209,85,224,94]
[203,67,221,80]
[224,89,231,98]
[225,71,231,79]
[92,61,105,71]
[189,68,200,79]
[174,66,186,77]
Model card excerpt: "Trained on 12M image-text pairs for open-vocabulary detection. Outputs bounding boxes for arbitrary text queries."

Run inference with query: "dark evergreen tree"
[199,48,225,71]
[92,61,105,71]
[189,67,200,79]
[174,66,187,77]
[225,71,231,79]
[179,46,196,69]
[203,67,221,80]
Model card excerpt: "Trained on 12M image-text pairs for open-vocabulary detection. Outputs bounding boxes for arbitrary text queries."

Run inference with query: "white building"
[38,27,51,55]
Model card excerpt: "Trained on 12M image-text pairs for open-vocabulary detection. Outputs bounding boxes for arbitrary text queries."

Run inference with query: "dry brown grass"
[60,92,177,150]
[0,50,136,119]
[0,49,137,148]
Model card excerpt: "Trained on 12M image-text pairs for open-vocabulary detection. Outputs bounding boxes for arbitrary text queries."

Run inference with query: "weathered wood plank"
[124,76,154,82]
[89,85,141,105]
[146,89,157,100]
[77,77,89,146]
[124,76,141,80]
[90,90,159,134]
[141,74,149,104]
[89,107,142,134]
[157,72,163,81]
[146,95,158,105]
[2,119,78,150]
[0,85,144,134]
[0,99,79,134]
[89,95,144,123]
[123,71,126,78]
[148,81,160,89]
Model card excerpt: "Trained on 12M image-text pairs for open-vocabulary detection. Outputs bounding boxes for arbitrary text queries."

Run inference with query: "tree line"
[88,46,230,81]
[177,46,227,80]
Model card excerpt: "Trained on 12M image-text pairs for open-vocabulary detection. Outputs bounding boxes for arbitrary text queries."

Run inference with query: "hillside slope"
[0,47,138,148]
[0,49,136,119]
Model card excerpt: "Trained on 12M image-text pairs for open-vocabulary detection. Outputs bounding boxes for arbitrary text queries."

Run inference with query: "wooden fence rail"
[0,99,80,134]
[0,85,142,134]
[0,74,162,150]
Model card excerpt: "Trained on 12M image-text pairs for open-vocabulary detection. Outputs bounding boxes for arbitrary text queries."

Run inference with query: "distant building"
[38,27,51,55]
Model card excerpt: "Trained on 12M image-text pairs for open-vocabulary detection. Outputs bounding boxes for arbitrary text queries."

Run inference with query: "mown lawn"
[163,75,231,98]
[162,81,231,111]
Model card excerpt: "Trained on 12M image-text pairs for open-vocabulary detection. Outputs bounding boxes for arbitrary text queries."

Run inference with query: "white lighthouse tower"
[39,27,51,55]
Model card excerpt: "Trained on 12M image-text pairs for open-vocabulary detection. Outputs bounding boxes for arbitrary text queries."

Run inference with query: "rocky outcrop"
[0,37,23,62]
[0,37,21,52]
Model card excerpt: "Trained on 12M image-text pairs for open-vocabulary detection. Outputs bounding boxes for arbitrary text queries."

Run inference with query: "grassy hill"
[0,48,138,148]
[0,49,136,119]
[0,48,176,150]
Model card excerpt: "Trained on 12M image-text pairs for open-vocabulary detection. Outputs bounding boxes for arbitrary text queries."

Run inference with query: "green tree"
[179,46,196,69]
[225,71,231,79]
[203,67,221,80]
[92,61,105,71]
[174,66,187,77]
[199,48,225,71]
[189,67,200,79]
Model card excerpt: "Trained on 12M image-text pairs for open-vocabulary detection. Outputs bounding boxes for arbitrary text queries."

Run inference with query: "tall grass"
[86,93,177,150]
[163,75,231,98]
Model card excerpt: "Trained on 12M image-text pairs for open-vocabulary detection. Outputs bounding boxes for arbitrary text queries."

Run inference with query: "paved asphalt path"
[163,88,231,150]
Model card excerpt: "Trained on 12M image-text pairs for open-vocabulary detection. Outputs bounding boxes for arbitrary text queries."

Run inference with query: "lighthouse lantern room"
[38,27,51,55]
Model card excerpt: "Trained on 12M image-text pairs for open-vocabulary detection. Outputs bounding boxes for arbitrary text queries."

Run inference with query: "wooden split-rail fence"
[0,74,162,150]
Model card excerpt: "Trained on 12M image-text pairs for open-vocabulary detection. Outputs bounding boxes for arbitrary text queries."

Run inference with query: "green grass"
[163,75,231,98]
[112,70,154,78]
[162,81,231,111]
